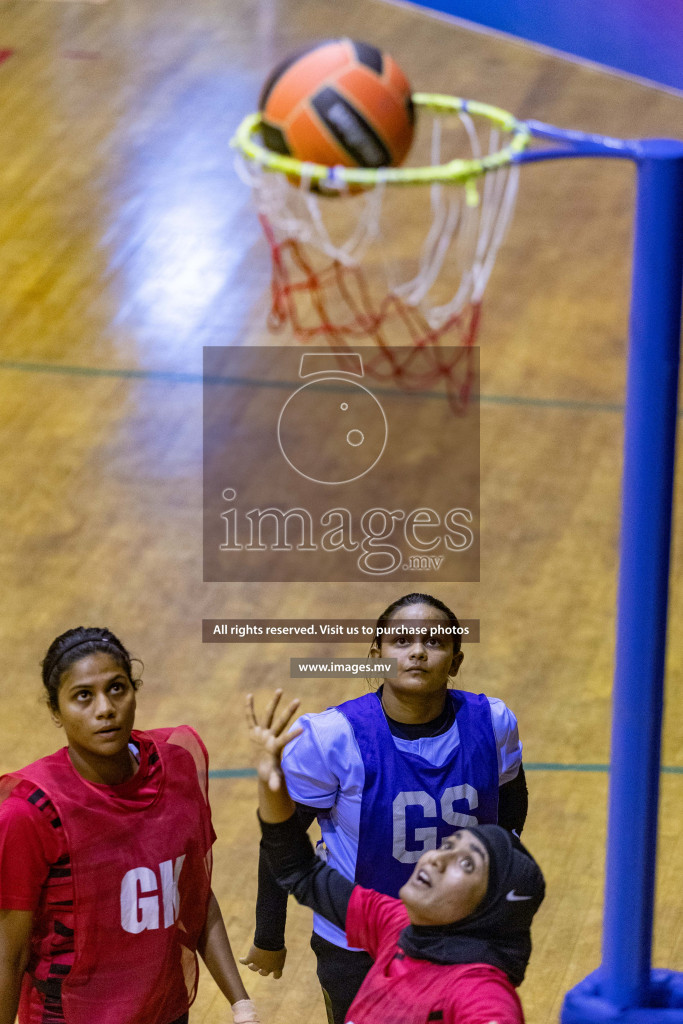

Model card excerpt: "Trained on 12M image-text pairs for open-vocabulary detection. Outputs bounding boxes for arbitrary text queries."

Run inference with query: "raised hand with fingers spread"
[248,594,529,1024]
[244,690,303,816]
[241,693,545,1024]
[240,691,303,982]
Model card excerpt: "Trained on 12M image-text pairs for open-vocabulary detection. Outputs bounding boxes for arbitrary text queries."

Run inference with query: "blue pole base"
[562,970,683,1023]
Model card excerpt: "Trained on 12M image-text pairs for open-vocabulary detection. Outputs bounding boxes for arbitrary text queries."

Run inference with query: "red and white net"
[236,106,520,411]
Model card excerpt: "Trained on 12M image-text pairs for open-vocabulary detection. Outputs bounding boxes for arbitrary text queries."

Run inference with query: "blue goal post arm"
[515,119,643,163]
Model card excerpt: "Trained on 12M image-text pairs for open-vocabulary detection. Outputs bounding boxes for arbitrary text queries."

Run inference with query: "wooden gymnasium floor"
[1,0,683,1021]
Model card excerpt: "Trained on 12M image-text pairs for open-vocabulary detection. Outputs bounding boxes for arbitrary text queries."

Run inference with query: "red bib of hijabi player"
[1,726,212,1024]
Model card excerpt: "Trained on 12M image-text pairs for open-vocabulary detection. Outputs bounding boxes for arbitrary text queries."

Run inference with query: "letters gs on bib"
[393,786,479,863]
[120,856,186,933]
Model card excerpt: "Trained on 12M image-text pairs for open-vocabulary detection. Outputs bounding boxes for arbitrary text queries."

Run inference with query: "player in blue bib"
[240,594,528,1024]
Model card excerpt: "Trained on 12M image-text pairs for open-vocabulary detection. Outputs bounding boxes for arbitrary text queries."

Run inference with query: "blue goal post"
[517,126,683,1023]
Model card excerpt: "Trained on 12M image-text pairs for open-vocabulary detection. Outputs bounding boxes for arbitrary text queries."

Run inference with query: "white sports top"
[282,694,522,948]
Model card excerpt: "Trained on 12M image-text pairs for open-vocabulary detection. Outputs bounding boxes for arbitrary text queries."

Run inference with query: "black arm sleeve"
[259,812,355,934]
[254,803,319,949]
[497,764,528,835]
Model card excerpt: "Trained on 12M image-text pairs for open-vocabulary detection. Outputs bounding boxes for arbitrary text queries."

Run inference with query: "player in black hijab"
[398,823,544,986]
[247,691,545,1023]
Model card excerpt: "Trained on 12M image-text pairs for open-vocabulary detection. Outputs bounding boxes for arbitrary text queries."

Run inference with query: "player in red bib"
[246,691,545,1024]
[0,627,259,1024]
[243,593,528,1024]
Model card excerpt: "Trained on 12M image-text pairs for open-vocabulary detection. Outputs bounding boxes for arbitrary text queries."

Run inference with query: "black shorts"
[310,931,374,1024]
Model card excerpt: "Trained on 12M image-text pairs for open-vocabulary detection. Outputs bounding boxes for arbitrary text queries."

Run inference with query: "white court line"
[24,0,110,4]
